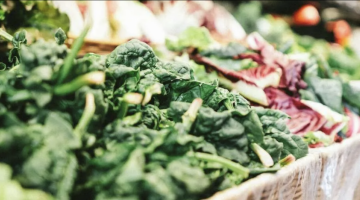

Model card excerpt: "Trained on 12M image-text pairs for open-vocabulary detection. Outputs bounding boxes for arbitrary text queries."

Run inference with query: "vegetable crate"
[209,135,360,200]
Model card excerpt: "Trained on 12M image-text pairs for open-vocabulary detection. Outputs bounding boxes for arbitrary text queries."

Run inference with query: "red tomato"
[293,5,320,26]
[334,20,351,46]
[327,20,352,46]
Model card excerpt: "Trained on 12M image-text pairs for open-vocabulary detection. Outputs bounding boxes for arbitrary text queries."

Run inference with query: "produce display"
[167,27,360,147]
[161,1,360,148]
[0,1,359,200]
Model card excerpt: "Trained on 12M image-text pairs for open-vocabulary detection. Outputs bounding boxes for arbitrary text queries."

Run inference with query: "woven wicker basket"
[66,36,124,56]
[208,135,360,200]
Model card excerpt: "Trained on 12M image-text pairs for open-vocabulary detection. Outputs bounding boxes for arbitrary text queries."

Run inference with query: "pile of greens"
[0,27,307,200]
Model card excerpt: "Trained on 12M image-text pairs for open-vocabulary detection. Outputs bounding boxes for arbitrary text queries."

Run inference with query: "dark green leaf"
[307,76,343,113]
[270,132,308,159]
[12,30,27,48]
[55,28,67,45]
[106,39,158,70]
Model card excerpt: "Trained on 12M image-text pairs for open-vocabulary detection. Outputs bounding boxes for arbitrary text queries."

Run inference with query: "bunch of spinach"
[0,28,307,200]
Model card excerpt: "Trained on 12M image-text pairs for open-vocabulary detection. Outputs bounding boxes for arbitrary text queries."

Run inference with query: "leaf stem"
[250,143,274,167]
[279,154,296,167]
[118,93,143,119]
[142,83,162,105]
[224,99,234,110]
[0,29,13,41]
[218,76,235,90]
[189,152,249,178]
[74,93,96,137]
[9,64,20,72]
[53,71,105,96]
[182,98,203,131]
[57,25,89,84]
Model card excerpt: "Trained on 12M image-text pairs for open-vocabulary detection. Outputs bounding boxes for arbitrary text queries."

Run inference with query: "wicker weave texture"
[209,135,360,200]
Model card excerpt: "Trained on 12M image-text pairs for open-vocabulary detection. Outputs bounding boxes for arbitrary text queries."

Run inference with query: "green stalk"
[144,132,167,154]
[122,112,142,126]
[74,93,96,138]
[0,29,13,41]
[189,152,249,178]
[218,76,235,91]
[9,64,20,72]
[250,143,274,167]
[224,99,234,110]
[118,101,128,120]
[249,164,280,175]
[57,25,90,84]
[142,83,162,105]
[54,71,105,96]
[181,98,203,131]
[118,93,143,119]
[279,154,296,167]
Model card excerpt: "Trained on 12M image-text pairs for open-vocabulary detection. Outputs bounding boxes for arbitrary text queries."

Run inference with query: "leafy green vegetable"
[166,27,214,51]
[253,107,290,135]
[207,57,258,72]
[250,143,274,167]
[236,110,264,144]
[270,133,308,160]
[12,30,27,48]
[253,107,308,161]
[247,161,281,175]
[55,28,67,45]
[166,80,217,104]
[0,163,53,200]
[106,39,158,70]
[299,88,320,102]
[188,60,218,84]
[258,136,283,163]
[0,29,308,200]
[168,101,250,164]
[328,47,360,79]
[303,131,333,147]
[342,81,360,111]
[0,29,27,68]
[190,152,249,179]
[153,61,193,82]
[305,76,343,113]
[201,42,247,59]
[233,1,262,34]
